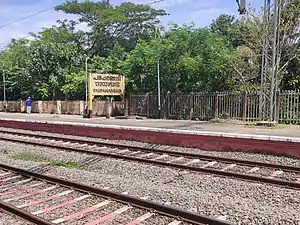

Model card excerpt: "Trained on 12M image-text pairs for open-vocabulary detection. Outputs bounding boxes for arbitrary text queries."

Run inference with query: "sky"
[0,0,263,49]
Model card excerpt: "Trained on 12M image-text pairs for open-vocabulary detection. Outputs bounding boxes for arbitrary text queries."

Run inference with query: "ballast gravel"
[1,127,300,167]
[0,212,33,225]
[0,143,299,224]
[0,129,300,224]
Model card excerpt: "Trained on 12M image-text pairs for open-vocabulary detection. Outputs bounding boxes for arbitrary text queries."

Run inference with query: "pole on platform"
[155,28,162,119]
[87,72,93,118]
[157,60,161,119]
[85,57,89,113]
[2,70,7,111]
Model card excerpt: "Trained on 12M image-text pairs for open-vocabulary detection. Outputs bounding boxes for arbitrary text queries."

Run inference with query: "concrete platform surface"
[0,112,300,138]
[1,112,300,158]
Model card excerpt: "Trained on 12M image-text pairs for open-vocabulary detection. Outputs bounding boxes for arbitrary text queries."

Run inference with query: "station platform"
[0,112,299,158]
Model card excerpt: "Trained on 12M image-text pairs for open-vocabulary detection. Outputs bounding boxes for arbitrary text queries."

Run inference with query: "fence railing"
[128,91,300,124]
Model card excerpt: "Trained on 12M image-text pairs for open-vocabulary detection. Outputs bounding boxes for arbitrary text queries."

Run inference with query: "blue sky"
[0,0,263,48]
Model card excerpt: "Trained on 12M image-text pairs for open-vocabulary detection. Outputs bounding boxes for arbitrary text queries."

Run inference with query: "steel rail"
[1,130,300,173]
[0,163,232,225]
[0,134,299,189]
[0,200,54,225]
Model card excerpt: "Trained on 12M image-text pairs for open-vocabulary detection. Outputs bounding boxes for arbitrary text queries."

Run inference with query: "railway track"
[0,130,300,190]
[0,163,229,225]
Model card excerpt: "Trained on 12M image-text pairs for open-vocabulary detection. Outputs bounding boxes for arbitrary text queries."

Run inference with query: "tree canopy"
[1,0,300,100]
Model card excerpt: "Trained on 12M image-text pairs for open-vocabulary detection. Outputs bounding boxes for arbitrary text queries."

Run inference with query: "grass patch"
[243,123,290,129]
[0,149,9,154]
[209,117,222,123]
[52,160,82,169]
[11,152,84,169]
[12,152,50,162]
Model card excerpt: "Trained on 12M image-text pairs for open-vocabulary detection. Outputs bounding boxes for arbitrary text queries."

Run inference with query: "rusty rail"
[0,132,299,190]
[0,200,55,225]
[0,163,231,225]
[1,130,300,173]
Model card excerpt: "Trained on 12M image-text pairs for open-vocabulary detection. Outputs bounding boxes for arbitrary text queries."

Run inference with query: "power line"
[0,5,56,48]
[0,0,166,50]
[0,6,55,30]
[1,0,165,31]
[0,5,58,48]
[147,0,165,5]
[0,34,32,48]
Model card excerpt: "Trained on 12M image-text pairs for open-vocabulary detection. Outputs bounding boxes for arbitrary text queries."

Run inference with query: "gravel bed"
[1,180,41,192]
[42,196,106,221]
[108,208,147,225]
[256,168,282,177]
[226,165,253,174]
[71,202,122,225]
[1,130,300,224]
[278,172,299,181]
[0,182,49,201]
[191,160,211,167]
[142,215,178,225]
[1,127,300,168]
[210,162,230,170]
[44,161,300,225]
[13,186,66,206]
[0,140,90,164]
[139,152,158,159]
[0,212,33,225]
[0,169,8,174]
[26,190,84,214]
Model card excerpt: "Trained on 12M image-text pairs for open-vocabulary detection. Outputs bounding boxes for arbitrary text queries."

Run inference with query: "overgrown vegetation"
[1,0,300,100]
[0,148,9,154]
[12,152,50,162]
[11,152,83,169]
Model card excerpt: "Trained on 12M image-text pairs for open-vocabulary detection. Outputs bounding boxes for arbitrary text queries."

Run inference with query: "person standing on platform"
[25,97,32,114]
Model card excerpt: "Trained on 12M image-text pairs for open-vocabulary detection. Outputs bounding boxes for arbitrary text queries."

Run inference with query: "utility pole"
[2,70,6,111]
[157,60,161,118]
[85,56,89,111]
[238,0,283,123]
[236,0,246,14]
[83,32,91,118]
[259,0,282,123]
[155,28,162,119]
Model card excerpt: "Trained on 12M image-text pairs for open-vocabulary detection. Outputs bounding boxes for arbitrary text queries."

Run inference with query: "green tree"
[210,14,241,47]
[27,41,83,100]
[123,24,236,93]
[61,71,86,99]
[55,0,167,56]
[0,39,31,100]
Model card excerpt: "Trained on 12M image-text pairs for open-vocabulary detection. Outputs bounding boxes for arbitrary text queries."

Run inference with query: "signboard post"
[91,73,125,96]
[86,73,125,118]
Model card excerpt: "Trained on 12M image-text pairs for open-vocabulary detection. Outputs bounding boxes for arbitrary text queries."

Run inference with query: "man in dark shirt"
[25,97,32,113]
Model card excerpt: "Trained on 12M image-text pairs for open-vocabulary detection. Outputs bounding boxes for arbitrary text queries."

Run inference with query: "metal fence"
[128,91,300,124]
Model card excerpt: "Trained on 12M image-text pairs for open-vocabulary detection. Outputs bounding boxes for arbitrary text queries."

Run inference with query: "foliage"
[123,25,236,93]
[11,152,83,169]
[1,0,300,101]
[55,0,167,56]
[29,41,84,99]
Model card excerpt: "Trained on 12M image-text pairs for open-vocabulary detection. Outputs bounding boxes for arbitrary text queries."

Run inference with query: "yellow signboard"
[91,73,125,96]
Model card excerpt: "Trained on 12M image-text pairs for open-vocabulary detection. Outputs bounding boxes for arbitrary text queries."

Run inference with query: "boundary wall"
[0,100,124,116]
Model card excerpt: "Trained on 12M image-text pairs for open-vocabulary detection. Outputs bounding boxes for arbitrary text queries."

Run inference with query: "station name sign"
[91,73,125,96]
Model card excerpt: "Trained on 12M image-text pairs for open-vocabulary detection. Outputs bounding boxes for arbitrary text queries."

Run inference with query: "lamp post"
[85,56,89,114]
